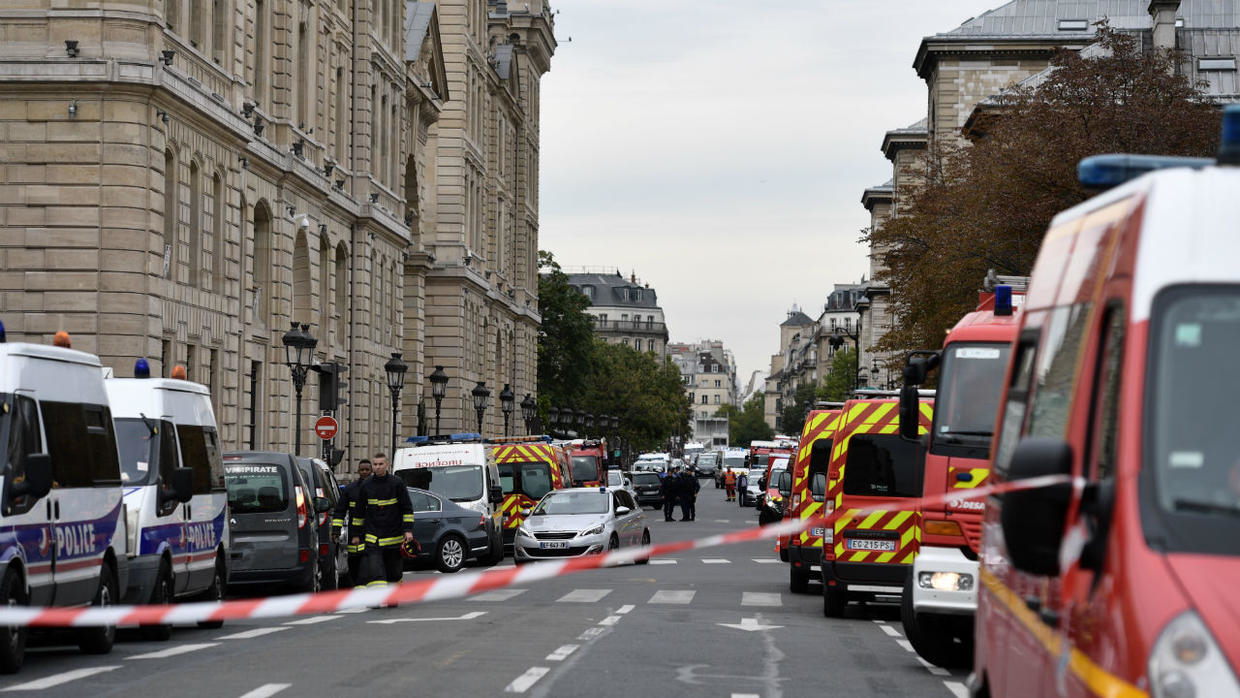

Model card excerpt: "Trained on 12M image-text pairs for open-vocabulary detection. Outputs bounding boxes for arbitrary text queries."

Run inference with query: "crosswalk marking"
[128,643,220,659]
[616,604,635,614]
[702,558,731,564]
[0,666,120,692]
[648,559,678,565]
[285,615,343,625]
[470,588,528,602]
[238,684,292,698]
[740,592,782,607]
[505,667,549,693]
[649,590,696,604]
[546,645,579,662]
[752,558,780,564]
[557,588,612,603]
[217,626,290,640]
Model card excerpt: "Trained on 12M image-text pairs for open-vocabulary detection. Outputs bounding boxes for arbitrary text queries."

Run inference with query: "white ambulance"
[106,360,229,640]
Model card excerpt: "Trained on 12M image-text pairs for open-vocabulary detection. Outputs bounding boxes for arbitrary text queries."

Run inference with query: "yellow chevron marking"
[952,468,989,488]
[800,501,822,520]
[866,402,896,425]
[858,511,886,530]
[885,510,913,531]
[879,424,899,434]
[834,508,858,532]
[834,542,845,557]
[874,551,896,564]
[900,551,917,564]
[901,526,917,549]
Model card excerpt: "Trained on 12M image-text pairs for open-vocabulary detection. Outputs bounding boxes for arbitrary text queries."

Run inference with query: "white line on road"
[470,588,528,602]
[217,626,291,640]
[741,592,782,607]
[367,611,487,625]
[598,615,622,626]
[557,588,612,603]
[128,642,221,659]
[284,615,343,625]
[648,559,677,565]
[237,684,292,698]
[0,666,120,692]
[504,667,550,693]
[944,681,969,698]
[731,694,760,698]
[872,619,887,624]
[615,604,635,614]
[713,519,731,523]
[545,644,579,662]
[649,590,696,604]
[879,624,903,638]
[752,558,780,564]
[702,558,731,564]
[334,608,369,614]
[897,640,915,653]
[577,627,607,640]
[915,656,952,677]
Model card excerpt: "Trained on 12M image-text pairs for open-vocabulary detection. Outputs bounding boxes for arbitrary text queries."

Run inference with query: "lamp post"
[585,413,595,438]
[520,393,537,435]
[829,318,863,393]
[548,406,561,437]
[383,352,408,457]
[429,365,448,435]
[281,322,317,455]
[471,382,490,434]
[870,358,881,390]
[499,383,514,437]
[575,409,585,438]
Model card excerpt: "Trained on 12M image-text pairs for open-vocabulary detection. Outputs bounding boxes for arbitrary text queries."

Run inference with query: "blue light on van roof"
[406,432,483,446]
[405,435,430,444]
[1220,104,1240,165]
[134,358,151,378]
[450,432,482,441]
[0,319,5,343]
[1078,154,1214,190]
[994,285,1013,317]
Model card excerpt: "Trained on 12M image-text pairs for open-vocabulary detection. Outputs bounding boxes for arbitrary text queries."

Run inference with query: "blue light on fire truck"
[1220,104,1240,165]
[994,285,1013,317]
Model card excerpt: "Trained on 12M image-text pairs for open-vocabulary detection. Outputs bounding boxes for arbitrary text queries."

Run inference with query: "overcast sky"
[538,0,1001,391]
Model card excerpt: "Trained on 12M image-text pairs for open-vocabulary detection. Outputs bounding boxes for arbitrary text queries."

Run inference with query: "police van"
[106,361,229,640]
[0,327,130,674]
[392,434,505,565]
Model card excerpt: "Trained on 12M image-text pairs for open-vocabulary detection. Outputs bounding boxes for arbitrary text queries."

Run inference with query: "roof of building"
[780,309,815,327]
[564,272,661,309]
[882,118,929,159]
[405,2,436,60]
[862,179,895,209]
[822,284,866,313]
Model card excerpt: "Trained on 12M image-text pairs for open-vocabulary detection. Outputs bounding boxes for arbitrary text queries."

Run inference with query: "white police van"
[106,360,229,640]
[0,325,130,673]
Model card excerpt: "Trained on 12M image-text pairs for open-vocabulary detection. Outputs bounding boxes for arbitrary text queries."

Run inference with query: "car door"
[177,424,225,593]
[408,490,440,554]
[3,392,54,606]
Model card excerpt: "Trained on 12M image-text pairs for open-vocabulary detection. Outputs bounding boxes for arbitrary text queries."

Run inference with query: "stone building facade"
[669,339,737,445]
[562,270,670,356]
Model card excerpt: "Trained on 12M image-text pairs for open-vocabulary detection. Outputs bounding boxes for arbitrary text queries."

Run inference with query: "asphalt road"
[1,482,967,697]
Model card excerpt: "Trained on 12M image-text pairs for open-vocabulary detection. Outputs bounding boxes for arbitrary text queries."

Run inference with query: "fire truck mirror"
[898,386,922,442]
[1000,436,1074,577]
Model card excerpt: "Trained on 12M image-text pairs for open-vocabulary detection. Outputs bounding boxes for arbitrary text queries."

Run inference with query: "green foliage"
[779,382,820,436]
[537,251,595,408]
[819,347,857,403]
[581,340,690,453]
[719,394,772,447]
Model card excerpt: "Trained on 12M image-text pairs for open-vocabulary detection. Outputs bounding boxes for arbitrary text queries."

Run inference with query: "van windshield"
[499,461,553,500]
[571,456,600,482]
[115,418,158,485]
[397,465,484,502]
[224,463,290,513]
[931,342,1011,452]
[842,434,921,498]
[723,455,746,469]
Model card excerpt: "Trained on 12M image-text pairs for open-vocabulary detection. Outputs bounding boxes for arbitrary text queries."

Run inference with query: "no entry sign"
[315,415,339,440]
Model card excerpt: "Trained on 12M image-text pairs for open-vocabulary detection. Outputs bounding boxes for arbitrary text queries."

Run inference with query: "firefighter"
[349,453,414,588]
[331,459,371,586]
[724,468,737,501]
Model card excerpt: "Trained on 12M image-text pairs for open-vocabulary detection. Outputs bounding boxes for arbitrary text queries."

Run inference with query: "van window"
[224,463,290,514]
[571,456,599,482]
[42,401,121,487]
[1027,304,1092,439]
[3,394,43,515]
[993,337,1039,479]
[177,424,224,494]
[842,434,921,498]
[499,462,553,500]
[810,472,826,502]
[398,465,484,502]
[115,418,157,485]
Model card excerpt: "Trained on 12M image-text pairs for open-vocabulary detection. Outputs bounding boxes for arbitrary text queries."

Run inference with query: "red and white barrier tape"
[0,474,1071,627]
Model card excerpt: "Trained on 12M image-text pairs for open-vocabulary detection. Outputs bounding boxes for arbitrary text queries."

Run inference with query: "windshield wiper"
[937,430,992,444]
[1172,499,1240,518]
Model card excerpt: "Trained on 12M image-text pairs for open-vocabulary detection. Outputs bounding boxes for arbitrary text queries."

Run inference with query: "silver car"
[514,487,651,563]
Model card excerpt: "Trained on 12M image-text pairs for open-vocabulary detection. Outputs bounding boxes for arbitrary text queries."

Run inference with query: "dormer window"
[581,284,595,300]
[1057,18,1088,31]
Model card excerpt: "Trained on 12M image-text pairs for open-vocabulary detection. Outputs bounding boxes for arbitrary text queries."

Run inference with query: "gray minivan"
[295,457,346,589]
[223,451,330,594]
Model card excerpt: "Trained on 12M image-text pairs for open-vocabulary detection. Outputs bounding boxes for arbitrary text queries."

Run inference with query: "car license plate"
[810,527,825,537]
[846,538,895,552]
[539,541,569,550]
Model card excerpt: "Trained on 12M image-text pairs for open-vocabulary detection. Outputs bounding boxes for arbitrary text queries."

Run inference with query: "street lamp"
[429,365,448,435]
[471,382,490,434]
[575,409,585,437]
[281,322,317,455]
[829,318,863,393]
[548,406,561,436]
[499,384,515,437]
[520,393,537,434]
[383,352,408,457]
[585,413,595,437]
[870,357,881,389]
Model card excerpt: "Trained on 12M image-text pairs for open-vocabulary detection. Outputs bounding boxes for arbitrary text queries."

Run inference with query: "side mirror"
[9,453,53,501]
[519,508,532,517]
[313,496,331,514]
[615,506,631,515]
[898,385,923,442]
[623,479,631,488]
[170,467,194,504]
[1000,437,1074,577]
[488,485,504,504]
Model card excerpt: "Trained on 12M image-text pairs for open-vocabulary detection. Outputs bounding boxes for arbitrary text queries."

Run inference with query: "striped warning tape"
[0,474,1071,627]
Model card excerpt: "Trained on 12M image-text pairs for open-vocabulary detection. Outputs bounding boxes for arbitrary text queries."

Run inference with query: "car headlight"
[580,525,604,537]
[1150,610,1240,698]
[517,525,534,538]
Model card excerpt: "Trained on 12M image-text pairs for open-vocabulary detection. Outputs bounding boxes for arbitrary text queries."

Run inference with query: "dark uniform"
[350,473,415,588]
[331,478,365,586]
[680,471,700,521]
[662,471,681,522]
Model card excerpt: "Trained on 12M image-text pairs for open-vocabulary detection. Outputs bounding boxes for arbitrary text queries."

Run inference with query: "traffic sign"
[315,415,338,440]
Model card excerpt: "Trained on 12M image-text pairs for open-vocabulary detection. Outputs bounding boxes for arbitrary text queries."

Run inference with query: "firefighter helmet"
[399,537,422,559]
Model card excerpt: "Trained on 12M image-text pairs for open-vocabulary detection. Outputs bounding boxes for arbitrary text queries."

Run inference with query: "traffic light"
[314,362,348,411]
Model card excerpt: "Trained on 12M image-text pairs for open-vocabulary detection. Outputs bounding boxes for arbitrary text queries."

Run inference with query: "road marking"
[615,604,635,614]
[577,627,606,640]
[0,666,120,691]
[879,624,903,638]
[217,626,291,640]
[872,619,887,624]
[238,684,292,698]
[897,640,915,653]
[470,588,528,602]
[702,558,731,564]
[717,617,784,632]
[732,694,761,698]
[335,608,369,614]
[741,592,782,607]
[915,656,951,677]
[505,667,550,693]
[546,644,579,662]
[284,615,343,625]
[713,519,731,523]
[598,615,622,626]
[649,590,696,604]
[368,611,487,625]
[648,559,677,565]
[557,588,612,603]
[944,681,969,698]
[752,558,780,564]
[128,642,220,659]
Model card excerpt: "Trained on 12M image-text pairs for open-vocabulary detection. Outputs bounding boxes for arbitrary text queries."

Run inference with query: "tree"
[869,26,1219,355]
[819,347,857,403]
[582,339,689,454]
[779,382,819,436]
[537,250,595,408]
[717,394,773,447]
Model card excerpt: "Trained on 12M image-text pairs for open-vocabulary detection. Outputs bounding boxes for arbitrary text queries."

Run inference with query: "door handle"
[54,501,60,519]
[46,499,52,519]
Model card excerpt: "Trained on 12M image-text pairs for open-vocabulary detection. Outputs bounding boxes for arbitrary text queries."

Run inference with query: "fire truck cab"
[782,407,842,591]
[489,436,573,553]
[566,438,607,488]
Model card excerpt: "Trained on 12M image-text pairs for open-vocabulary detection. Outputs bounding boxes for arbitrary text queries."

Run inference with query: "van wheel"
[789,565,810,594]
[823,583,847,618]
[635,530,651,565]
[140,562,174,641]
[0,568,28,674]
[436,535,466,574]
[901,574,972,669]
[78,561,117,655]
[197,559,226,629]
[479,536,504,566]
[320,554,338,591]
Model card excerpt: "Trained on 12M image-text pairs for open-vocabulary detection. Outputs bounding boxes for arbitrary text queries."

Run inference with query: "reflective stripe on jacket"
[350,474,414,549]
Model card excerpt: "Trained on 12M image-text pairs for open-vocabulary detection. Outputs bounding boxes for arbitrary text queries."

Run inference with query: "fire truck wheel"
[789,565,810,594]
[823,583,847,618]
[900,574,972,669]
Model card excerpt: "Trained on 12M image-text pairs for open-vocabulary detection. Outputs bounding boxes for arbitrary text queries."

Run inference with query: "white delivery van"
[106,361,228,639]
[392,434,505,565]
[0,331,130,674]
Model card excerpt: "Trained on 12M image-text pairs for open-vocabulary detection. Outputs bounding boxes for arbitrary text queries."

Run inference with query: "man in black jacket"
[349,453,414,588]
[679,469,700,522]
[331,459,371,586]
[662,467,682,522]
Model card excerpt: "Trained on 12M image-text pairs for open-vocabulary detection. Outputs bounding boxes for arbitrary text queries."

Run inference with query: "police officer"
[661,467,680,522]
[679,468,700,522]
[331,459,371,587]
[349,453,414,588]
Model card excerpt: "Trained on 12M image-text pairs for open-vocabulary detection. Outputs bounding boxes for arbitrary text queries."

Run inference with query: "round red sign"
[314,415,338,440]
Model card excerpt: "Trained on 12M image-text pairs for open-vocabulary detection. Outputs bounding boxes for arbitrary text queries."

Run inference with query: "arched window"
[253,201,274,322]
[292,231,310,325]
[334,243,348,340]
[212,171,224,292]
[162,149,177,280]
[188,159,201,286]
[318,235,331,342]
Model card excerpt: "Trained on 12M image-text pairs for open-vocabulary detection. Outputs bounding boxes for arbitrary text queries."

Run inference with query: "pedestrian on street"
[331,459,372,586]
[662,467,681,522]
[349,453,414,589]
[724,469,737,501]
[679,469,699,521]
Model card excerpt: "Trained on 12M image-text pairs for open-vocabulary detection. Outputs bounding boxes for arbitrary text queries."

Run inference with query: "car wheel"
[436,535,466,574]
[197,558,226,629]
[78,561,118,655]
[296,559,320,594]
[140,561,174,641]
[901,574,973,669]
[320,552,338,591]
[607,534,619,552]
[635,530,651,565]
[479,536,504,566]
[823,582,847,618]
[0,568,29,674]
[789,564,810,595]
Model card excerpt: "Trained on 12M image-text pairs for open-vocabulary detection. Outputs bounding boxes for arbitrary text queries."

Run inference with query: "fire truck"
[781,406,843,593]
[566,438,607,488]
[488,436,573,553]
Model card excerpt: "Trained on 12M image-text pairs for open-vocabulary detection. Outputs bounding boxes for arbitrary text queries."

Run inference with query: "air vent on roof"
[1199,57,1237,72]
[1058,19,1089,31]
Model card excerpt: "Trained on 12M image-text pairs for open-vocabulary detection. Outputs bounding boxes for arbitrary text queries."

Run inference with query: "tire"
[0,568,28,674]
[779,546,789,563]
[140,562,174,641]
[607,534,619,552]
[296,560,321,594]
[901,574,973,669]
[197,558,226,629]
[789,564,810,594]
[78,561,118,655]
[320,553,338,591]
[479,534,505,566]
[635,530,651,565]
[823,582,847,618]
[435,535,466,574]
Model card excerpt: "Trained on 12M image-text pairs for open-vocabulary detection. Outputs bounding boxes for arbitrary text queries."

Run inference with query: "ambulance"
[107,362,229,640]
[782,407,843,593]
[821,396,932,617]
[489,436,573,554]
[971,109,1240,697]
[392,433,505,565]
[897,279,1022,668]
[0,327,130,673]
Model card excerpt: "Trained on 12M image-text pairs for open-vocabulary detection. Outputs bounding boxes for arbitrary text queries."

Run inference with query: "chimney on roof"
[630,271,636,283]
[1148,0,1180,51]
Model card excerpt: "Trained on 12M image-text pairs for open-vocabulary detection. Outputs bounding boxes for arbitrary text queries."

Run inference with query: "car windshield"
[606,471,623,486]
[747,468,765,478]
[769,468,786,486]
[225,463,290,513]
[397,465,484,502]
[571,455,600,482]
[532,490,610,515]
[932,342,1011,444]
[632,473,660,486]
[723,455,746,468]
[751,454,770,467]
[499,461,553,500]
[842,434,921,498]
[115,418,158,485]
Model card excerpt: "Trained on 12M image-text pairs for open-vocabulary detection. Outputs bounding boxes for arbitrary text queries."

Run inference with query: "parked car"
[295,457,346,589]
[695,451,720,478]
[514,487,650,563]
[630,471,664,509]
[739,467,767,507]
[606,469,636,499]
[401,487,491,573]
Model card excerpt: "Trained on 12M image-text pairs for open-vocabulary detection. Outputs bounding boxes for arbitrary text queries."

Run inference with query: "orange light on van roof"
[53,331,71,348]
[171,365,187,380]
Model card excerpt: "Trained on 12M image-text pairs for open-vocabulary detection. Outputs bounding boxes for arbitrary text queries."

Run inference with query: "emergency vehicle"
[566,438,608,487]
[822,396,932,617]
[781,407,843,592]
[488,436,573,552]
[0,327,130,673]
[748,439,794,470]
[107,362,229,640]
[897,278,1023,668]
[392,433,505,565]
[972,110,1240,697]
